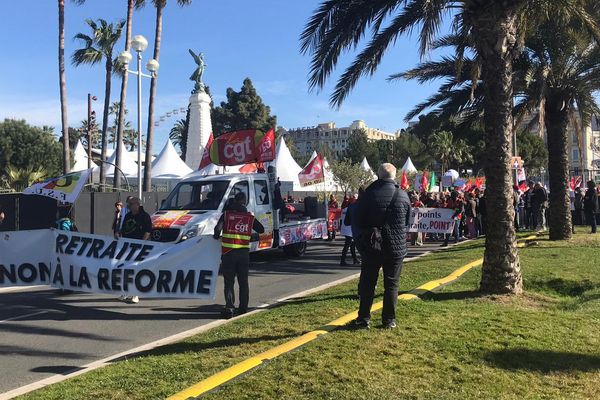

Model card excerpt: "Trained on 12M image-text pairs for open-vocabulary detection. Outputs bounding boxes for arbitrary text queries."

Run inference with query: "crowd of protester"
[336,178,600,254]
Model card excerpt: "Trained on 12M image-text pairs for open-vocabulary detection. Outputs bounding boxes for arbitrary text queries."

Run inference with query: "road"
[0,239,441,396]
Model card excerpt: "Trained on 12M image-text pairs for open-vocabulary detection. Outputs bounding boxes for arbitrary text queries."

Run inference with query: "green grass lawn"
[20,230,600,400]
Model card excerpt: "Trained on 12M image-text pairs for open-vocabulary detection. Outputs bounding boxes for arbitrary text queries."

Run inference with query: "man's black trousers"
[221,248,250,311]
[358,254,403,323]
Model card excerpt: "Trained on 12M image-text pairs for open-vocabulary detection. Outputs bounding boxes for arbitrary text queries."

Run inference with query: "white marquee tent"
[401,157,418,173]
[360,157,377,180]
[272,138,303,190]
[72,140,98,172]
[150,140,193,178]
[95,140,139,178]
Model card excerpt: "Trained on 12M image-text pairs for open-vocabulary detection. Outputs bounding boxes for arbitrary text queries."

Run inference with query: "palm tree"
[429,130,472,175]
[300,1,598,294]
[169,118,189,158]
[114,0,146,189]
[143,0,193,191]
[72,18,125,188]
[58,0,70,173]
[398,23,600,241]
[514,24,600,240]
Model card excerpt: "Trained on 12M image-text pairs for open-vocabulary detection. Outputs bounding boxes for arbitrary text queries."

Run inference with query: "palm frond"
[71,47,102,66]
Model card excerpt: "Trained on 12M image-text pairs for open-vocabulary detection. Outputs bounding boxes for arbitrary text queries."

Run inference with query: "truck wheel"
[283,242,307,257]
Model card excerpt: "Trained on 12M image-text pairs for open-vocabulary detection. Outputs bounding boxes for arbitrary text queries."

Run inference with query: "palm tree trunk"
[100,58,113,189]
[114,0,134,189]
[545,100,572,240]
[143,4,163,191]
[474,7,522,295]
[58,0,70,173]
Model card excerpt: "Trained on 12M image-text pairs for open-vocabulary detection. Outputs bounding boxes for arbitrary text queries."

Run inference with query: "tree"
[513,22,600,240]
[0,120,63,180]
[329,159,375,194]
[398,16,600,241]
[428,131,472,175]
[113,0,145,189]
[72,18,124,188]
[345,129,379,166]
[108,101,133,147]
[2,166,49,192]
[58,0,70,173]
[78,119,101,148]
[212,78,277,136]
[407,113,443,143]
[169,117,189,158]
[300,0,597,294]
[517,130,548,178]
[388,134,433,171]
[143,0,193,191]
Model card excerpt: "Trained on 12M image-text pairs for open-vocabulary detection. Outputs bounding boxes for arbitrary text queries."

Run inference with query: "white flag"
[23,169,92,204]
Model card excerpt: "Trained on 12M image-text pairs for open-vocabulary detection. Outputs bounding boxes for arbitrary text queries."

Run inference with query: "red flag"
[475,176,485,189]
[575,176,583,188]
[569,177,575,190]
[400,170,409,190]
[298,154,325,187]
[420,171,429,192]
[198,132,214,170]
[257,128,276,163]
[239,163,258,174]
[519,181,528,192]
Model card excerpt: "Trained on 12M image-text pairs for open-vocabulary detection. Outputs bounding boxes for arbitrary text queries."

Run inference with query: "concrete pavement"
[0,239,441,396]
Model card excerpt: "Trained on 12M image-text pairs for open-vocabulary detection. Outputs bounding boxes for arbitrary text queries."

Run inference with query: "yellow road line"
[167,236,538,400]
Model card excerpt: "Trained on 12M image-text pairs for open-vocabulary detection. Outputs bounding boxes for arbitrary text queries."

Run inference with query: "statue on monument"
[189,49,207,94]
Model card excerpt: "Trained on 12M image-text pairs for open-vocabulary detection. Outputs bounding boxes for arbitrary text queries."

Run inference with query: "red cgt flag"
[400,170,409,190]
[198,132,214,170]
[257,128,275,163]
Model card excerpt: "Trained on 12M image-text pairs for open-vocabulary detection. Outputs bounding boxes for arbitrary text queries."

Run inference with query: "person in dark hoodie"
[351,163,411,330]
[584,180,598,234]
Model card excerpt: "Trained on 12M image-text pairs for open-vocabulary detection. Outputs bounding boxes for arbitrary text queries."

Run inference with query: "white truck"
[150,168,327,257]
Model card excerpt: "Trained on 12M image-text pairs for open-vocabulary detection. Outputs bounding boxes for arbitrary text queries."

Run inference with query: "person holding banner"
[214,192,264,319]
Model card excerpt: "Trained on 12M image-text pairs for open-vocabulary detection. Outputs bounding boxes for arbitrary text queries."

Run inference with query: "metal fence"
[0,192,169,236]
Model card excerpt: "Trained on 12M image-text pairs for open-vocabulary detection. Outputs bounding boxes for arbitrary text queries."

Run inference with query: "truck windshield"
[161,181,230,211]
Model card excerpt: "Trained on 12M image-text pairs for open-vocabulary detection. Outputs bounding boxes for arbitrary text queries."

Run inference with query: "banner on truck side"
[0,230,220,299]
[408,208,456,234]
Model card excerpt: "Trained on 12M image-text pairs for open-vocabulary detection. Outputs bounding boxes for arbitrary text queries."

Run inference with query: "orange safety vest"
[221,211,255,254]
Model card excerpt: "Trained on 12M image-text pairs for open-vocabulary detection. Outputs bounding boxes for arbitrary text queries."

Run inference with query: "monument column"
[185,89,212,169]
[185,50,212,169]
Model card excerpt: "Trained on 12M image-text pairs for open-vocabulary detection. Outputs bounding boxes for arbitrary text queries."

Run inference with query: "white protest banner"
[0,230,221,299]
[340,208,352,237]
[408,207,456,234]
[23,169,92,204]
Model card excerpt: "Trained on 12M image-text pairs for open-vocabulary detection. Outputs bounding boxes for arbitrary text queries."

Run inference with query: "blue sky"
[0,0,442,151]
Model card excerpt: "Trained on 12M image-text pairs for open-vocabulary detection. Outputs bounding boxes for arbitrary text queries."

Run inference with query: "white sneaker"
[127,296,140,304]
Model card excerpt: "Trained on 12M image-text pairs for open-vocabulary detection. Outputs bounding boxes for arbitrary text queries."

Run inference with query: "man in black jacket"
[352,163,411,329]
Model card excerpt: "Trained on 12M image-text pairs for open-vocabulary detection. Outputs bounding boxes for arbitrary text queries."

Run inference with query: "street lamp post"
[87,94,97,170]
[117,35,159,199]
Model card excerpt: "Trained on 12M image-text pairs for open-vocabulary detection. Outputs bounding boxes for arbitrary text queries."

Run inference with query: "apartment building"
[520,113,600,181]
[286,120,398,158]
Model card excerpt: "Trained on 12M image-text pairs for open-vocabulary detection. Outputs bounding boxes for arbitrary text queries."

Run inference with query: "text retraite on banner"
[0,230,221,299]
